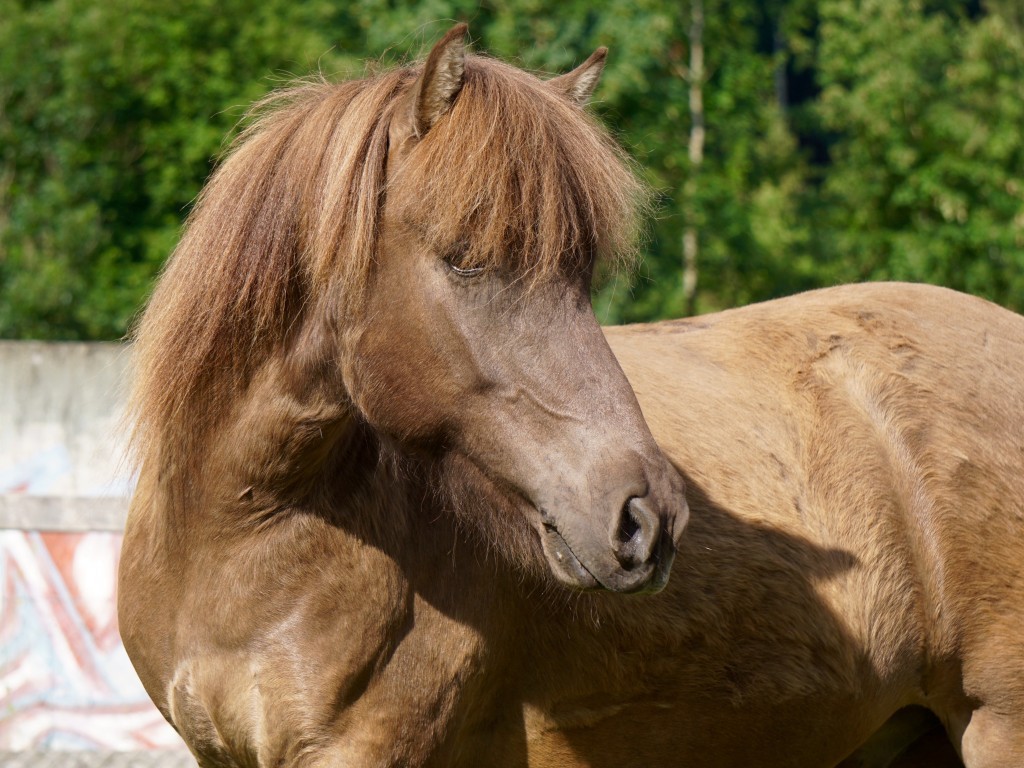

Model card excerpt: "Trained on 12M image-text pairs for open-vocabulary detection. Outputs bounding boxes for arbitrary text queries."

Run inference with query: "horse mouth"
[539,516,673,594]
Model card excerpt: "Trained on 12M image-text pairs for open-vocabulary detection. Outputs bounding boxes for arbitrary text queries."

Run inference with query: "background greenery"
[2,0,1022,338]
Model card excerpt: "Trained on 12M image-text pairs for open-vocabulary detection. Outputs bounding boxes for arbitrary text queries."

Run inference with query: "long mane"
[129,53,647,475]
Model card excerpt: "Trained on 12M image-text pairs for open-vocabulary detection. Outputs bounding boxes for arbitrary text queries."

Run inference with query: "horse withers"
[119,24,1024,768]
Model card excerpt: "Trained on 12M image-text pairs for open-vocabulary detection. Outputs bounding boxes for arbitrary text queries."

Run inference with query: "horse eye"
[444,247,484,278]
[450,263,485,278]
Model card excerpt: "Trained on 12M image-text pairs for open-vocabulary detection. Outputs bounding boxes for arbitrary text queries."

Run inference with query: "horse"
[118,24,1024,768]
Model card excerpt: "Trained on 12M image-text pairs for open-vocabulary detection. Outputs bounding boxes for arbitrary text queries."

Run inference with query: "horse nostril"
[617,503,642,545]
[613,496,660,570]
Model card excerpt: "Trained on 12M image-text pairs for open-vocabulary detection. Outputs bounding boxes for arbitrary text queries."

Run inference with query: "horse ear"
[547,47,608,106]
[412,23,468,138]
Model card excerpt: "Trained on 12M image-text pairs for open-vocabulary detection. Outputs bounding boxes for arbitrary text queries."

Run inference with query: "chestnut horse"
[119,25,1024,768]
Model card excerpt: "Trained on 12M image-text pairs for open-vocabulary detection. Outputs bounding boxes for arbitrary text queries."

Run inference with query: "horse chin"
[434,450,553,574]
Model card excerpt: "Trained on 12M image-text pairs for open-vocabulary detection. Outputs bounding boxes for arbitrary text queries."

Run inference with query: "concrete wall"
[0,340,131,497]
[0,342,131,530]
[0,342,183,752]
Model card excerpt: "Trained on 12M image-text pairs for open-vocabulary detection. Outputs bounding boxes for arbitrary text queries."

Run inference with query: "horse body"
[600,282,1024,767]
[119,25,1024,768]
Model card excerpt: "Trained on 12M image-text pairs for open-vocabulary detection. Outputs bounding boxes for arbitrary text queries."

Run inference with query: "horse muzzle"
[538,482,689,594]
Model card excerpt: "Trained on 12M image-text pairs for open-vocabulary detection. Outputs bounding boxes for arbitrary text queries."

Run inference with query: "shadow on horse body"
[118,25,1024,768]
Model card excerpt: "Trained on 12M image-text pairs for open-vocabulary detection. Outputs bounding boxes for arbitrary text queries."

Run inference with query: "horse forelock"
[389,56,648,281]
[129,53,646,480]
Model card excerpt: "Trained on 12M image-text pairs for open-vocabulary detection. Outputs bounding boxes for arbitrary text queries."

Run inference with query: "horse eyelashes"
[450,264,485,278]
[444,245,484,277]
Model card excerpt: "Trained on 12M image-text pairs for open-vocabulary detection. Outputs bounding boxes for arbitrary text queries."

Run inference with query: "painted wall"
[0,530,184,750]
[0,342,184,751]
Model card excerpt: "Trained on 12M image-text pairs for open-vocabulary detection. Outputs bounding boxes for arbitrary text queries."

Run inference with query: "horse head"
[341,26,689,593]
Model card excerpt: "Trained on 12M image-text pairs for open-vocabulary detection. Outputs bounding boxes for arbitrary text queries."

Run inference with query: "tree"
[812,0,1024,310]
[0,0,362,338]
[681,0,706,318]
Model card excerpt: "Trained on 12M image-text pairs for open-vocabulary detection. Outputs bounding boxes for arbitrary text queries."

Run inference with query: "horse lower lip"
[609,563,661,594]
[542,526,599,589]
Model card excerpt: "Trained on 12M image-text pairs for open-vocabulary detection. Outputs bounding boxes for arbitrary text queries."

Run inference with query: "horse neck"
[165,296,382,536]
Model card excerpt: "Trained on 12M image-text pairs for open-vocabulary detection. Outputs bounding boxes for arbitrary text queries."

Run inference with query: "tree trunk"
[682,0,705,317]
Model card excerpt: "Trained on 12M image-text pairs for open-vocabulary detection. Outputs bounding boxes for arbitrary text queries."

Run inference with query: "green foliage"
[814,0,1024,307]
[1,0,1022,338]
[0,0,358,338]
